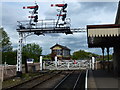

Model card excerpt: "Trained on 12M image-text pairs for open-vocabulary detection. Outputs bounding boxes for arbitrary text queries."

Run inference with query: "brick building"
[50,44,71,60]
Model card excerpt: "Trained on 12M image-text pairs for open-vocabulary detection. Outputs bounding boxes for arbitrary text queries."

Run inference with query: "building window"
[57,49,62,55]
[53,49,62,55]
[63,50,68,56]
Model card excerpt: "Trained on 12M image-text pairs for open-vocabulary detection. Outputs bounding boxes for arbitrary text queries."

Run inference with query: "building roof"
[87,24,120,37]
[87,1,120,48]
[87,1,120,38]
[87,24,120,29]
[50,44,71,50]
[115,1,120,24]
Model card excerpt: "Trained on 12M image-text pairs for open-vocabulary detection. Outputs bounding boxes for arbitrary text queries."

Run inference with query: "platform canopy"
[87,1,120,48]
[87,24,120,48]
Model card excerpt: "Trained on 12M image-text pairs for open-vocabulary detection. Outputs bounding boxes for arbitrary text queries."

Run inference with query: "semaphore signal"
[23,4,39,10]
[23,2,39,29]
[51,3,68,27]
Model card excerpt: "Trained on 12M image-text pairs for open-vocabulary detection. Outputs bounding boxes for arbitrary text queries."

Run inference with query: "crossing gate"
[44,60,90,70]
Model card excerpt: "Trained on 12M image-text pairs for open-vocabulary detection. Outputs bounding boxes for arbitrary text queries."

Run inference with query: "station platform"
[88,69,119,90]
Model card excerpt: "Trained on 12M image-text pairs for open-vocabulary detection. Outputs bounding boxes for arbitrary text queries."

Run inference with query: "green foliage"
[72,50,99,60]
[1,28,12,52]
[2,43,42,65]
[43,54,51,61]
[96,55,113,61]
[22,43,42,63]
[1,28,14,64]
[23,43,42,55]
[1,28,43,65]
[2,51,17,65]
[72,49,113,61]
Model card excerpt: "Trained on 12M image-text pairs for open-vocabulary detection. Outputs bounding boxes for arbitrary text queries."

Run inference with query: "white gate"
[44,60,90,70]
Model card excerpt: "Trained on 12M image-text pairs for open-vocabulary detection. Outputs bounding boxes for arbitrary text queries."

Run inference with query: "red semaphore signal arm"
[57,14,64,16]
[23,5,39,9]
[28,16,35,18]
[51,4,65,7]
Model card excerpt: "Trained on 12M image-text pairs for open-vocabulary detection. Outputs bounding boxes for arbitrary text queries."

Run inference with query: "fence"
[1,63,40,80]
[1,59,99,80]
[44,60,90,70]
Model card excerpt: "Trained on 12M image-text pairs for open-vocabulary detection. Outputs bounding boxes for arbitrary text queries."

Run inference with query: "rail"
[73,70,83,89]
[53,70,85,89]
[29,71,62,89]
[5,70,54,89]
[53,71,74,90]
[4,70,86,89]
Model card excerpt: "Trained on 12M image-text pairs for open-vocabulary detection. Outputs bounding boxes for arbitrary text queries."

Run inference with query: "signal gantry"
[16,3,86,76]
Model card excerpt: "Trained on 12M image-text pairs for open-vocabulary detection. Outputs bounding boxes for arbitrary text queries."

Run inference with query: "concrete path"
[88,69,120,90]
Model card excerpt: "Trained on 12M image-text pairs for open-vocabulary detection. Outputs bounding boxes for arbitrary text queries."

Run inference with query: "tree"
[22,43,42,73]
[2,51,17,65]
[1,28,14,65]
[97,55,113,61]
[43,54,51,61]
[22,43,42,62]
[0,28,12,52]
[72,50,98,60]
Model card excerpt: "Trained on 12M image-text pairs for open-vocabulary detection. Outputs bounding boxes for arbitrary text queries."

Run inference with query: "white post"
[4,62,7,75]
[0,66,3,90]
[85,70,88,90]
[43,61,46,70]
[1,66,4,82]
[40,56,42,71]
[55,56,57,69]
[92,57,95,70]
[78,62,80,69]
[67,62,70,69]
[96,61,97,70]
[89,60,92,69]
[58,60,60,66]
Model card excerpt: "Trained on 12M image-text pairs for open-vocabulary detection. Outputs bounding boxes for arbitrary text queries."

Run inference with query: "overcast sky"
[1,0,119,55]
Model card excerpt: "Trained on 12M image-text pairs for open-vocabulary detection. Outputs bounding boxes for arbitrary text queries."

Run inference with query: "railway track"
[29,70,72,89]
[53,70,86,90]
[30,70,86,90]
[3,70,86,90]
[3,70,61,90]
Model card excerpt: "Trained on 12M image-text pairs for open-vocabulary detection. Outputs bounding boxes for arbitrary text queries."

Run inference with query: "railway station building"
[87,1,120,76]
[50,44,71,60]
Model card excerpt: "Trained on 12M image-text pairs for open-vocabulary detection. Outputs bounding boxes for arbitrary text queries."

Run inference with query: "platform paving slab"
[88,69,120,90]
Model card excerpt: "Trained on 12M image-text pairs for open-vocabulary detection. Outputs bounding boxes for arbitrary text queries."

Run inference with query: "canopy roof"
[87,2,120,48]
[87,24,120,37]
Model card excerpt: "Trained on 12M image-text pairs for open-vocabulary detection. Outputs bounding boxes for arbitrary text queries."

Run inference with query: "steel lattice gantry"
[16,2,87,76]
[16,21,86,76]
[16,19,86,76]
[16,19,71,76]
